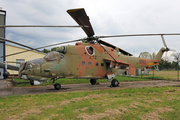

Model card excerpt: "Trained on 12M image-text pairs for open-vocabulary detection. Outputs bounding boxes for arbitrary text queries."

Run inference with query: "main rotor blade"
[98,33,180,38]
[98,40,133,56]
[1,39,82,58]
[0,25,88,28]
[67,8,95,37]
[0,62,19,71]
[0,37,41,52]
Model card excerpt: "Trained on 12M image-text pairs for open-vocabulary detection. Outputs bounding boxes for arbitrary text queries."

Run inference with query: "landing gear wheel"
[111,79,119,87]
[30,80,34,85]
[54,83,61,90]
[90,79,97,85]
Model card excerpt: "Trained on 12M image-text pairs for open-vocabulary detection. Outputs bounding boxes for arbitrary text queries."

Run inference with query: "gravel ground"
[0,80,180,97]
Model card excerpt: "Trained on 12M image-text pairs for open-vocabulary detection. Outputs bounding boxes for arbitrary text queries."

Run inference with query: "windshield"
[25,62,32,70]
[43,51,64,63]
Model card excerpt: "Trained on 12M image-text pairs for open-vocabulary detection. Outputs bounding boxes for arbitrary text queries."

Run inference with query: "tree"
[171,52,180,80]
[139,52,152,59]
[171,53,180,62]
[152,52,156,59]
[42,48,50,53]
[51,47,59,51]
[41,47,59,53]
[171,52,180,70]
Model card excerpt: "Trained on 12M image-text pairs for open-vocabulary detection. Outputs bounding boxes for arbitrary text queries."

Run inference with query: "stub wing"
[103,58,136,76]
[103,58,129,69]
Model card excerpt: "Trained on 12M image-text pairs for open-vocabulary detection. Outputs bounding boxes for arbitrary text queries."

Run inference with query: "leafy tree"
[139,52,152,59]
[151,52,156,59]
[172,61,178,69]
[171,52,180,62]
[171,52,180,69]
[51,47,59,51]
[42,48,50,53]
[41,47,59,53]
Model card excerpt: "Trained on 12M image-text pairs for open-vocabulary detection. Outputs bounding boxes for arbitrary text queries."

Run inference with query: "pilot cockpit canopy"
[43,51,64,63]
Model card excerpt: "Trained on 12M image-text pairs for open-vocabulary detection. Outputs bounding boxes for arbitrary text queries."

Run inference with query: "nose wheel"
[54,83,61,90]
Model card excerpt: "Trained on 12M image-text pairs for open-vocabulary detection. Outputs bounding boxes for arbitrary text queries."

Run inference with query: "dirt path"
[1,80,180,97]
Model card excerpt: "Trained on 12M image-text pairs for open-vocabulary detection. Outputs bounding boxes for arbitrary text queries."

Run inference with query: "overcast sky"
[1,0,180,59]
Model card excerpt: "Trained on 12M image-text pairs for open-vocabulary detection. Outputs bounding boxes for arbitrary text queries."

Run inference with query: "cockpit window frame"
[24,61,33,70]
[59,53,64,59]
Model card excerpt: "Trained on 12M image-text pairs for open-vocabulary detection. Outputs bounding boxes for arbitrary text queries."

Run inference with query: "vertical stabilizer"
[154,47,166,61]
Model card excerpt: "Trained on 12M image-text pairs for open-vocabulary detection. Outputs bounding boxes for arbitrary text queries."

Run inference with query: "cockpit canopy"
[43,51,64,63]
[19,51,64,76]
[29,58,44,65]
[19,58,43,72]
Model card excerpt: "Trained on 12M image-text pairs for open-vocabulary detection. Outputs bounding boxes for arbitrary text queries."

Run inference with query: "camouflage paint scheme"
[20,42,165,82]
[1,8,166,86]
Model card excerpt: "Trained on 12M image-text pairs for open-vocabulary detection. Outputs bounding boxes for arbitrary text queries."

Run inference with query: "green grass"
[13,70,179,87]
[142,70,179,80]
[13,75,151,87]
[0,86,180,120]
[139,74,164,79]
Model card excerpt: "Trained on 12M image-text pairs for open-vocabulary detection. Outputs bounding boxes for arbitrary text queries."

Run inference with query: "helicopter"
[0,8,179,90]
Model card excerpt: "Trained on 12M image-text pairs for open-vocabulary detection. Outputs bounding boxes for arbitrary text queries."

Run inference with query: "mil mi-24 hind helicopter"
[0,8,179,90]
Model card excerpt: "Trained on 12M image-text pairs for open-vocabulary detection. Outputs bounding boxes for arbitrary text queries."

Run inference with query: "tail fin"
[154,47,166,61]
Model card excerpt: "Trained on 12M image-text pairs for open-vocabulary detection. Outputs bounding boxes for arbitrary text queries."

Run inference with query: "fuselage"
[20,42,161,81]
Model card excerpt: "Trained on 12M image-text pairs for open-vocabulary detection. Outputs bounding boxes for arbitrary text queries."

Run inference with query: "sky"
[1,0,180,60]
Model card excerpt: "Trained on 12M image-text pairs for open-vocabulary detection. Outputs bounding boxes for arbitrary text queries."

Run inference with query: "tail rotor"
[161,35,176,52]
[161,35,175,63]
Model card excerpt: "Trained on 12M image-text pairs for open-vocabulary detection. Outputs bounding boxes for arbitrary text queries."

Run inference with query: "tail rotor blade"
[169,49,176,52]
[160,35,176,52]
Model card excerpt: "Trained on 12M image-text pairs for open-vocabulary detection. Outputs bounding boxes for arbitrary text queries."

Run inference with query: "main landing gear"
[105,74,119,87]
[90,78,119,87]
[111,79,119,87]
[90,79,97,85]
[51,78,61,90]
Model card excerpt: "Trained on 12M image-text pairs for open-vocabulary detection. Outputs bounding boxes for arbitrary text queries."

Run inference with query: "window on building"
[82,61,85,65]
[95,63,98,66]
[88,62,91,66]
[16,59,25,67]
